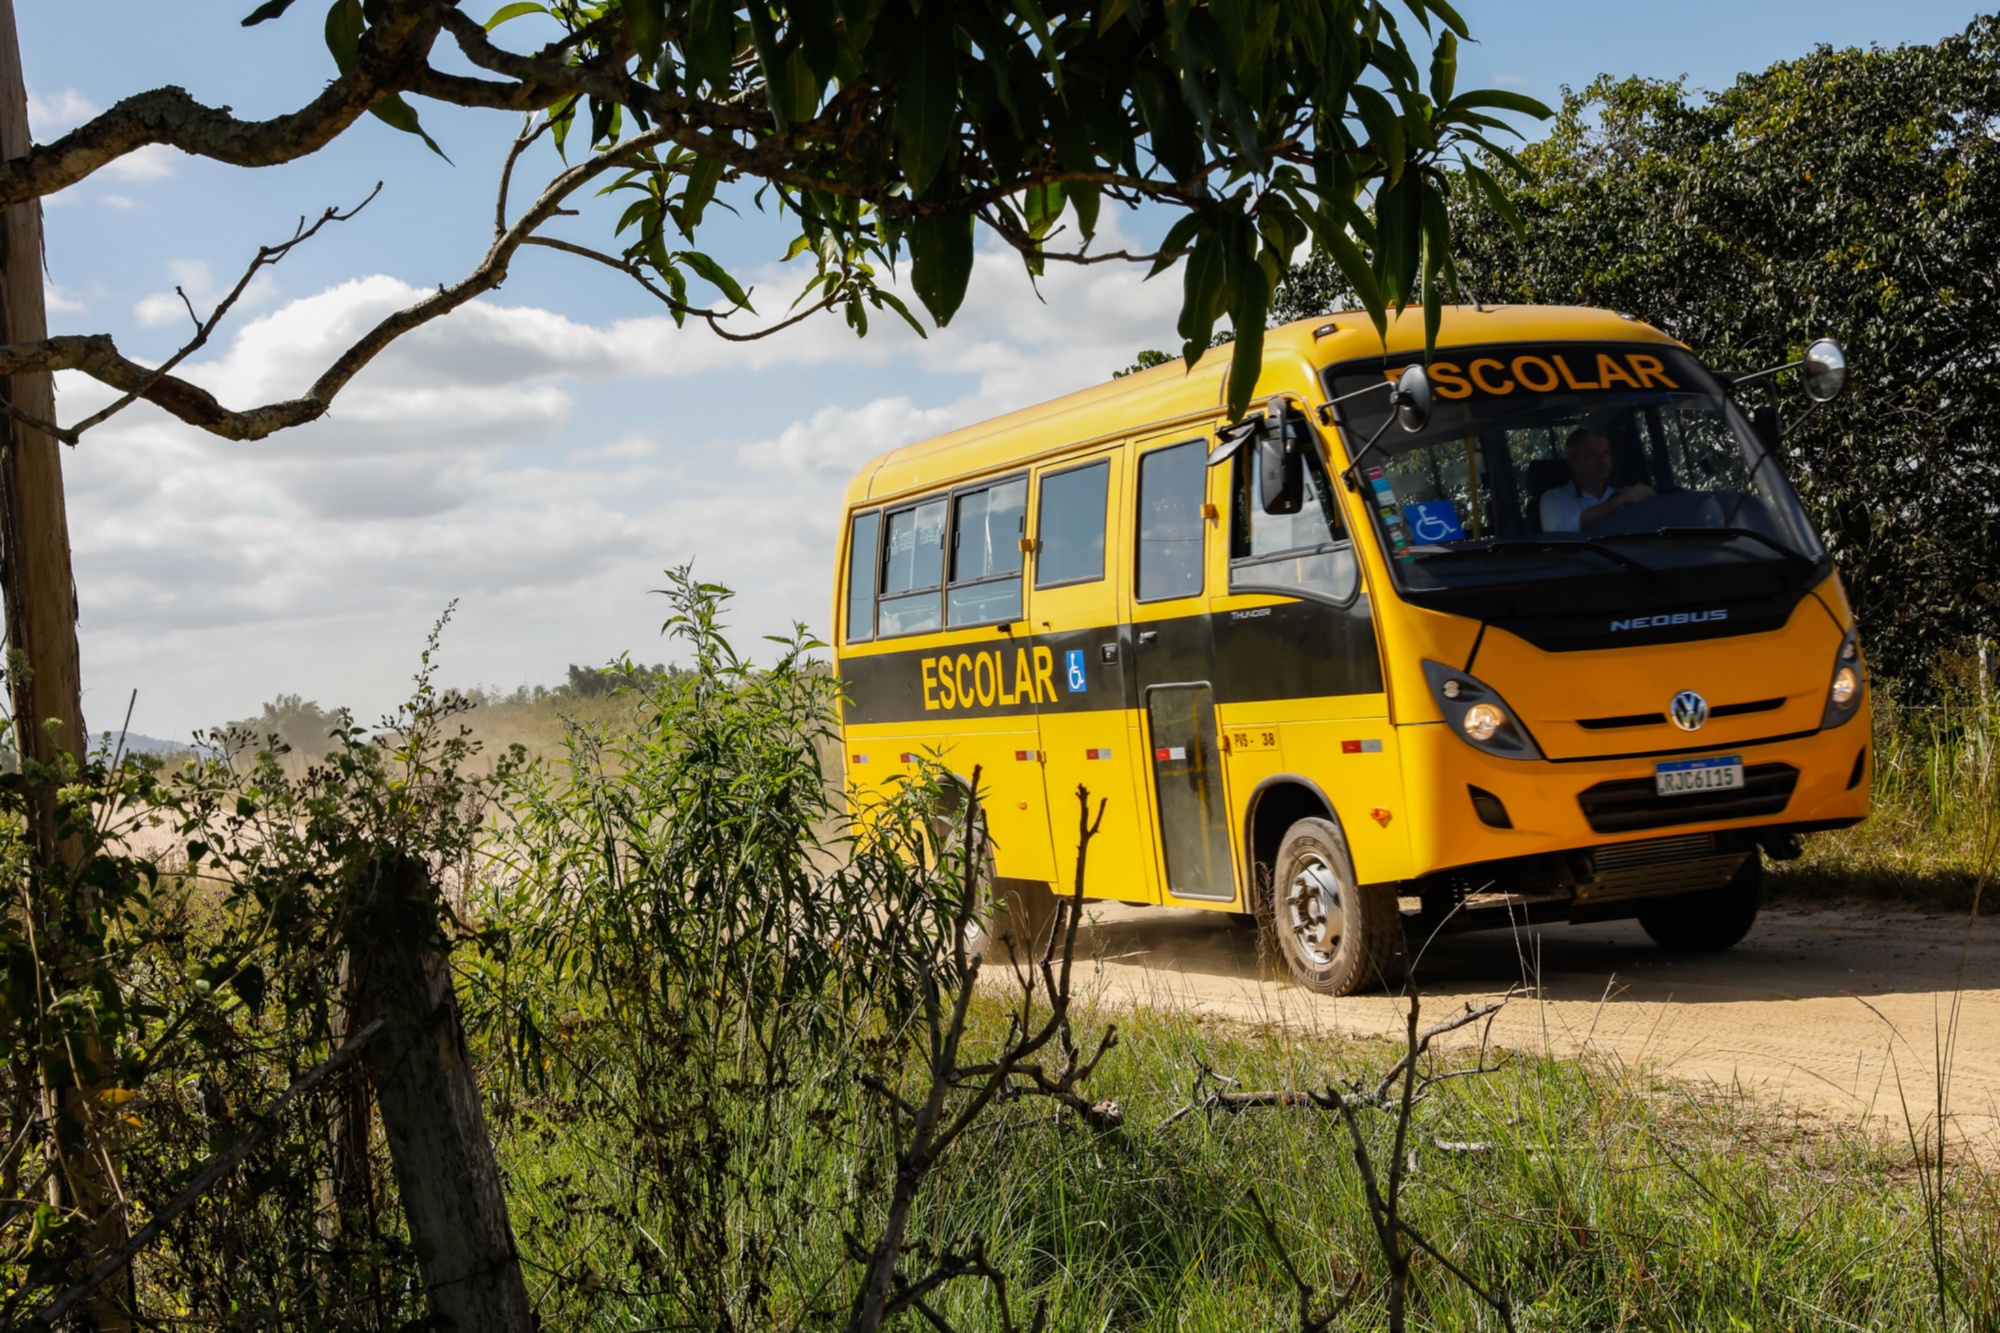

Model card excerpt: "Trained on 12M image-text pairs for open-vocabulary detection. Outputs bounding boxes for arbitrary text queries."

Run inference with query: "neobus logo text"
[921,647,1060,711]
[1609,609,1729,632]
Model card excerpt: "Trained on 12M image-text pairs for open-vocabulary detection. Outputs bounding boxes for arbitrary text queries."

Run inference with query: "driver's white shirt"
[1539,480,1623,533]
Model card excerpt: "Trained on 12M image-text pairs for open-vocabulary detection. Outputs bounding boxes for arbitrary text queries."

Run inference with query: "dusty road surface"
[1071,898,2000,1147]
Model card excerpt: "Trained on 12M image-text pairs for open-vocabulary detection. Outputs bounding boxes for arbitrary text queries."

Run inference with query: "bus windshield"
[1324,342,1826,600]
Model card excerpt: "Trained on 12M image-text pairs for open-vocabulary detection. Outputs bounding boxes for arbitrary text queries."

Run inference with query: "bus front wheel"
[1266,818,1407,995]
[1636,853,1763,951]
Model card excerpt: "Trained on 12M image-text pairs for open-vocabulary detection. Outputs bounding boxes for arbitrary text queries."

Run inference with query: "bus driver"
[1540,428,1655,533]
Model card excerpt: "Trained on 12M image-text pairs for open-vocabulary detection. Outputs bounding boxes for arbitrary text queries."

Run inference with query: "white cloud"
[65,221,1184,735]
[100,194,137,212]
[101,145,178,182]
[45,284,86,315]
[135,259,281,329]
[27,88,97,138]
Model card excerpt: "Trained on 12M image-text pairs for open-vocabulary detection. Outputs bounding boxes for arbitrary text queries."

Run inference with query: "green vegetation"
[1273,16,2000,699]
[1772,698,1999,912]
[0,583,1985,1330]
[498,1002,1997,1331]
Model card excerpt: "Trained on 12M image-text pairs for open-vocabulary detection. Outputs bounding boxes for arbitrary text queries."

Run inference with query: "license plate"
[1655,755,1744,796]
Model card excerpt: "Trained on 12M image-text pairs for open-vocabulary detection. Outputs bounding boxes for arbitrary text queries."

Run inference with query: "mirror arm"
[1340,413,1402,493]
[1783,395,1828,439]
[1206,420,1258,468]
[1728,358,1805,387]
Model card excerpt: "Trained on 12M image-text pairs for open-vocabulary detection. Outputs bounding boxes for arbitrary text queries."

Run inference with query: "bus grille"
[1581,833,1748,900]
[1576,763,1798,834]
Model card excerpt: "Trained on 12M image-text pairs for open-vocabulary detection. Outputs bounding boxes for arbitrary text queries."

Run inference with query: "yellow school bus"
[831,305,1868,994]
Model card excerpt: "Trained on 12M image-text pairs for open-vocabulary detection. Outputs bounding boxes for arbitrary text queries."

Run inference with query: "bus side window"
[1233,443,1343,559]
[878,497,948,635]
[1035,461,1110,587]
[845,510,881,643]
[1136,440,1207,601]
[1230,445,1358,602]
[947,477,1027,625]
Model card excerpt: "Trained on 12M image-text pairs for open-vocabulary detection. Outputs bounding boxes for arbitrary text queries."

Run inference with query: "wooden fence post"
[348,851,533,1333]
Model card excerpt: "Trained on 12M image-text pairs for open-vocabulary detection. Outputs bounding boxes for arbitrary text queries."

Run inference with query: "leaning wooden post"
[347,850,533,1332]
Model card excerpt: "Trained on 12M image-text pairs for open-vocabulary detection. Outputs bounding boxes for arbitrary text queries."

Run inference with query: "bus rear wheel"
[974,877,1061,963]
[1265,817,1406,995]
[1637,852,1763,951]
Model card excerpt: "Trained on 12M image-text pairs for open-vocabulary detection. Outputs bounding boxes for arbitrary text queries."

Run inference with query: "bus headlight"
[1421,661,1542,760]
[1463,703,1506,742]
[1820,627,1865,729]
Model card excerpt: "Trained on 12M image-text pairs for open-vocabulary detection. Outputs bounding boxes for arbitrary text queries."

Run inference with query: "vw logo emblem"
[1669,690,1709,732]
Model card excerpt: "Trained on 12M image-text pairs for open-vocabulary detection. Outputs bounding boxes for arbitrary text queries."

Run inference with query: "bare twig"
[849,775,1112,1333]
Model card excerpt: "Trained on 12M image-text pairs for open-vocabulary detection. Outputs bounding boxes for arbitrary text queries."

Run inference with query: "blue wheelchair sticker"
[1065,649,1087,693]
[1401,500,1465,545]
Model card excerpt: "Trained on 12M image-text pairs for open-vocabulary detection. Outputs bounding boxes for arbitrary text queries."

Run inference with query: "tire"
[1263,817,1407,995]
[974,877,1060,963]
[1637,852,1763,951]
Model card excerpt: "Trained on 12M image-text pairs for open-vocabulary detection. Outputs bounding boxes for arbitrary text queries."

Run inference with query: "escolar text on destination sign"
[1383,349,1680,399]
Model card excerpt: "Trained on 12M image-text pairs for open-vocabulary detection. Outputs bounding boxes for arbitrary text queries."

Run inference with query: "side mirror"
[1802,338,1848,403]
[1259,396,1304,515]
[1394,364,1432,432]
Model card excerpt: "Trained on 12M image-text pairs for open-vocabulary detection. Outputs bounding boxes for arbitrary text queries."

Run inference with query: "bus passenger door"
[1025,450,1146,901]
[1130,436,1236,902]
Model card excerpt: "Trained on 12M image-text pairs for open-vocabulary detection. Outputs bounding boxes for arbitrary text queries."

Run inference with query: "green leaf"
[1445,89,1554,120]
[1320,228,1385,335]
[1429,29,1457,109]
[1177,231,1227,366]
[324,0,363,72]
[685,0,736,89]
[484,1,545,30]
[894,2,959,198]
[228,963,267,1015]
[371,93,452,161]
[1350,85,1407,185]
[1151,213,1204,278]
[908,212,975,325]
[1023,181,1065,238]
[1462,160,1525,237]
[1224,266,1270,420]
[681,251,754,311]
[745,2,793,129]
[621,0,667,64]
[241,0,301,25]
[1069,182,1101,242]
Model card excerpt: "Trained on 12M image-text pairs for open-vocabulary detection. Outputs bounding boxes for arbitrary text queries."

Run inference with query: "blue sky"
[16,0,1990,739]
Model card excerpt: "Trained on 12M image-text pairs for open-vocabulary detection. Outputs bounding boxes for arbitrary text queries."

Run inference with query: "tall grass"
[489,997,2000,1329]
[1772,697,2000,910]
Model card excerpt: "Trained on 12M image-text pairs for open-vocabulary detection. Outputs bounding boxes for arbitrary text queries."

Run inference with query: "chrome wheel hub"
[1284,852,1344,966]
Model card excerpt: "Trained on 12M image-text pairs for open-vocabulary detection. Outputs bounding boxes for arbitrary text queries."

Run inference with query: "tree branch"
[0,128,677,441]
[0,5,440,209]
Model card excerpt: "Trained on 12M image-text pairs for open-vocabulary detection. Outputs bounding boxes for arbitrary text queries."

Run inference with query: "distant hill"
[102,732,199,758]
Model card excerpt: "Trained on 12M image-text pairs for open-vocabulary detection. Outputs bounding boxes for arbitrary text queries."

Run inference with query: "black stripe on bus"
[837,595,1385,726]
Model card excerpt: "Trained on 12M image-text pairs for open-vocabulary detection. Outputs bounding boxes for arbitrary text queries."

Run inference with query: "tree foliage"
[0,0,1544,432]
[1277,19,2000,689]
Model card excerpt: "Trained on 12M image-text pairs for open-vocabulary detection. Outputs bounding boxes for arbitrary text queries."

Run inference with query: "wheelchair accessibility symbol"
[1401,501,1465,545]
[1065,649,1087,693]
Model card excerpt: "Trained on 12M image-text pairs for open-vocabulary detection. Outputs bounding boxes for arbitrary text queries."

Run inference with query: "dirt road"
[1072,898,2000,1146]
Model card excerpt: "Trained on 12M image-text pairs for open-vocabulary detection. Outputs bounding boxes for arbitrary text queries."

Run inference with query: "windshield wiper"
[1459,537,1675,591]
[1637,527,1820,574]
